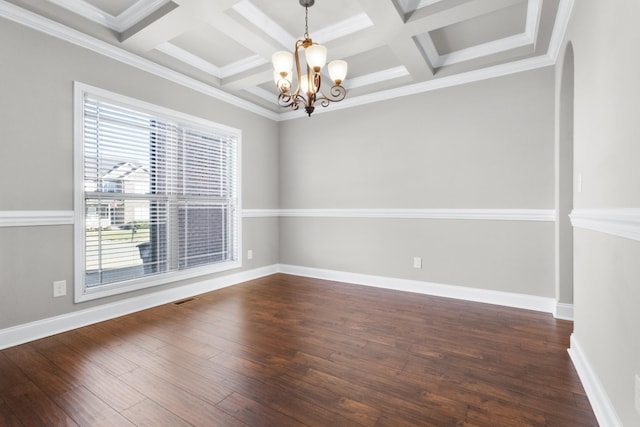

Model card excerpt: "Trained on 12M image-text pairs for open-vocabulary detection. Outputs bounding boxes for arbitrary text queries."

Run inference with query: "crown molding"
[547,0,575,63]
[570,209,640,242]
[47,0,170,33]
[0,1,279,121]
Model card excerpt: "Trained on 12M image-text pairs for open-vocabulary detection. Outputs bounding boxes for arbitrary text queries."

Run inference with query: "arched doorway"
[556,43,574,318]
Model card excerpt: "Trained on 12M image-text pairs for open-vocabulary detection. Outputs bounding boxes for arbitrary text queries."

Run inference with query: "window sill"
[74,260,242,303]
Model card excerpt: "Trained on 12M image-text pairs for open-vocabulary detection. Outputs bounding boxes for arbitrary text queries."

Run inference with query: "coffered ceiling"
[1,0,573,119]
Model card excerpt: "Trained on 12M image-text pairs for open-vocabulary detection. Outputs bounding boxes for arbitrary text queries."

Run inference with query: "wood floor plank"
[34,339,146,412]
[0,274,598,426]
[3,381,79,426]
[54,385,135,427]
[52,330,139,377]
[3,343,78,397]
[0,397,25,427]
[120,399,193,427]
[108,340,234,405]
[217,392,303,427]
[120,367,245,427]
[0,353,29,393]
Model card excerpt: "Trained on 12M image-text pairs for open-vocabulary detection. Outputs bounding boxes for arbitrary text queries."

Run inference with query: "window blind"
[81,93,239,291]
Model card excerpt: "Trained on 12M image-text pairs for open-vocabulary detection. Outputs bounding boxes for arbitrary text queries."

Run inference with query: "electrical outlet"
[635,374,640,415]
[53,280,67,298]
[413,257,422,269]
[247,249,253,260]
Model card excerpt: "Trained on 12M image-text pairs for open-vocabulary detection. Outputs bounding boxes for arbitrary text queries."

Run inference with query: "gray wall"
[0,17,279,329]
[279,69,556,297]
[563,1,640,425]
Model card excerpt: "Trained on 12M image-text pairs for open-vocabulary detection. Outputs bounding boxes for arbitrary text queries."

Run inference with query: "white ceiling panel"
[83,0,138,17]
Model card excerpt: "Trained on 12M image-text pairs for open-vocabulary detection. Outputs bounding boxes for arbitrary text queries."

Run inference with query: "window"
[74,83,241,302]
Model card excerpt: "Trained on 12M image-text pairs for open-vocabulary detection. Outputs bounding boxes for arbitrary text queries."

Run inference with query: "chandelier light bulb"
[328,60,348,85]
[272,51,293,76]
[300,74,316,95]
[305,44,327,72]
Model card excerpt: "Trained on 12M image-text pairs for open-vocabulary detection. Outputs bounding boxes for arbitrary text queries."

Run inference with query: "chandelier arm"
[316,84,347,103]
[292,40,305,98]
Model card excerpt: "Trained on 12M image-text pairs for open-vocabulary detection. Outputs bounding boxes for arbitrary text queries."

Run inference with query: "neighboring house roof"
[102,162,149,181]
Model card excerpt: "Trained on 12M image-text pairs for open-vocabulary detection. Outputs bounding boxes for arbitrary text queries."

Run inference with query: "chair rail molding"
[570,208,640,242]
[244,208,556,221]
[0,210,75,227]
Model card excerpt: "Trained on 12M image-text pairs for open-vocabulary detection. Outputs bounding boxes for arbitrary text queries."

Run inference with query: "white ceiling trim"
[547,0,574,62]
[0,1,278,120]
[47,0,170,33]
[418,0,541,68]
[345,66,410,90]
[156,42,219,75]
[430,32,533,67]
[525,0,543,42]
[156,42,267,79]
[244,86,277,103]
[234,1,374,50]
[311,13,374,45]
[232,0,296,49]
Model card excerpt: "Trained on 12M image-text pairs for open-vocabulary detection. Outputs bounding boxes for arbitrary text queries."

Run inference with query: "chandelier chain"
[304,6,310,39]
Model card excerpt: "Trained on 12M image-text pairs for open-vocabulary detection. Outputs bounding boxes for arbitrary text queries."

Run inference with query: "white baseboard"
[568,334,623,427]
[0,263,568,350]
[0,265,278,350]
[554,302,574,320]
[278,264,557,314]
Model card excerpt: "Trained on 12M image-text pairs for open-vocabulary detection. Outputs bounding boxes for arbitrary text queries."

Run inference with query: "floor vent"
[173,297,196,305]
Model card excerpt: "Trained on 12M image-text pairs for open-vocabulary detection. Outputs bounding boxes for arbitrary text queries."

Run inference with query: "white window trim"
[73,82,242,303]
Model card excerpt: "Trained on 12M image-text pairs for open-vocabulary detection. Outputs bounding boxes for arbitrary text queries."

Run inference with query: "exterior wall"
[0,17,279,329]
[279,68,556,298]
[561,1,640,425]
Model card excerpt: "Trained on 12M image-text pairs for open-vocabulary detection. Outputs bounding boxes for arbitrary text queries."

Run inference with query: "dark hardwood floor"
[0,274,598,426]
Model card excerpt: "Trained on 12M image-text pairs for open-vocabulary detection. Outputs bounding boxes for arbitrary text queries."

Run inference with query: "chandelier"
[272,0,348,117]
